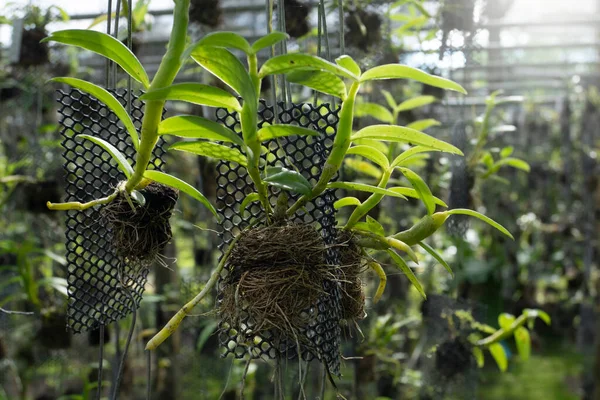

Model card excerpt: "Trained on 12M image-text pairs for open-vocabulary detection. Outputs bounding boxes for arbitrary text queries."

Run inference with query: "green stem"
[125,0,190,193]
[345,168,391,229]
[467,100,494,170]
[287,81,361,216]
[476,314,528,347]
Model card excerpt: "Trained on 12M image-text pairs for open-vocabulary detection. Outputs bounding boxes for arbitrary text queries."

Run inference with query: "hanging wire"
[319,0,334,106]
[112,0,123,87]
[265,0,280,123]
[313,2,323,105]
[111,287,138,400]
[126,0,133,116]
[105,0,113,87]
[146,350,152,400]
[338,0,345,57]
[277,0,292,104]
[95,324,105,400]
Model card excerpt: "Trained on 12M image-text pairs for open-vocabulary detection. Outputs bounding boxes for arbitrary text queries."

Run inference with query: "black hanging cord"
[111,287,138,400]
[95,324,106,400]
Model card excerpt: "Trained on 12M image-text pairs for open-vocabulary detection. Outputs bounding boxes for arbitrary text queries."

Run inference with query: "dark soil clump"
[102,182,178,269]
[18,27,49,67]
[220,223,333,344]
[88,325,111,347]
[435,338,473,379]
[38,310,71,349]
[285,0,310,38]
[189,0,222,28]
[345,8,382,52]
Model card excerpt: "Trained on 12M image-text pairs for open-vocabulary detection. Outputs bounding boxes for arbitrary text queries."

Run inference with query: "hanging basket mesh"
[56,88,165,333]
[215,101,344,375]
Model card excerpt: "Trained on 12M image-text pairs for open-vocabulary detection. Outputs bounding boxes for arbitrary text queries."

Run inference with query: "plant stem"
[287,81,361,216]
[467,99,494,170]
[145,235,240,350]
[344,168,392,229]
[476,314,528,346]
[125,0,190,193]
[47,189,119,211]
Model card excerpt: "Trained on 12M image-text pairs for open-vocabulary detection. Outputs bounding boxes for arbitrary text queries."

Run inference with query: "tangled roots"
[102,182,178,270]
[337,230,367,321]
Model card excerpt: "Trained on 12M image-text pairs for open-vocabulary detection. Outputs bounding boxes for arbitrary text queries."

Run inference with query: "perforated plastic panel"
[214,101,343,375]
[56,88,165,333]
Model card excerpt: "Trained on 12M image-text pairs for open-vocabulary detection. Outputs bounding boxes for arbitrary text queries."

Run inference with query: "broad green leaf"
[335,55,361,77]
[500,146,514,158]
[53,78,139,149]
[398,167,436,215]
[140,83,242,111]
[473,347,485,368]
[488,343,508,372]
[353,138,389,154]
[523,309,551,325]
[366,216,385,236]
[77,134,133,178]
[143,170,217,218]
[418,241,453,277]
[360,64,467,94]
[327,182,407,199]
[194,31,251,54]
[263,166,311,195]
[389,187,447,207]
[498,313,516,330]
[344,158,382,179]
[396,95,437,112]
[251,31,289,53]
[391,146,439,168]
[355,102,394,123]
[347,145,390,169]
[381,89,397,109]
[240,193,260,216]
[170,141,247,166]
[406,119,441,131]
[387,249,426,299]
[158,116,243,146]
[334,197,362,209]
[445,209,514,239]
[515,327,531,361]
[257,125,319,142]
[352,125,463,155]
[259,54,359,80]
[191,46,256,101]
[43,30,149,88]
[286,70,347,100]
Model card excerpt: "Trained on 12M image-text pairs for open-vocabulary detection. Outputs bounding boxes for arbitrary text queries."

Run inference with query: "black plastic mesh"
[214,101,343,375]
[56,88,165,333]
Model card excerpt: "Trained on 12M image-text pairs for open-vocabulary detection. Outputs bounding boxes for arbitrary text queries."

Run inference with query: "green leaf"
[52,78,139,149]
[406,119,441,131]
[77,134,133,178]
[263,167,311,195]
[418,241,453,277]
[191,46,256,101]
[492,158,531,173]
[381,89,397,109]
[143,170,217,218]
[352,125,463,155]
[194,31,251,54]
[396,95,437,112]
[257,124,319,142]
[500,146,514,158]
[473,347,485,368]
[481,151,494,168]
[140,83,242,111]
[347,145,390,169]
[360,64,467,94]
[488,343,508,372]
[43,30,149,88]
[498,313,516,330]
[353,138,389,155]
[523,308,551,325]
[259,54,359,80]
[515,327,531,361]
[170,141,247,166]
[445,209,514,239]
[286,70,347,100]
[335,55,361,77]
[366,216,385,236]
[355,102,394,123]
[334,197,362,209]
[327,182,407,199]
[397,167,436,215]
[389,187,447,207]
[251,31,289,53]
[387,249,426,298]
[158,116,243,146]
[131,190,146,206]
[344,158,382,179]
[391,146,440,168]
[240,193,260,216]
